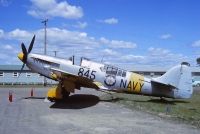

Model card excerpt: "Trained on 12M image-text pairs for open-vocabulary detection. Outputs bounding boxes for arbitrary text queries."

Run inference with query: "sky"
[0,0,200,70]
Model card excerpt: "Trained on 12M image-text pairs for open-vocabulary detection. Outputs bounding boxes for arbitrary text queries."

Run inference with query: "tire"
[47,97,55,102]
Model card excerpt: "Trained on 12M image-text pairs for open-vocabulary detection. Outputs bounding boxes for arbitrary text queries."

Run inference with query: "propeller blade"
[21,43,27,62]
[21,43,27,55]
[28,35,35,53]
[18,63,25,78]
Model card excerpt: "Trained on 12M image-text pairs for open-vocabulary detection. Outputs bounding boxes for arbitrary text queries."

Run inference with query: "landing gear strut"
[61,83,70,100]
[61,80,71,98]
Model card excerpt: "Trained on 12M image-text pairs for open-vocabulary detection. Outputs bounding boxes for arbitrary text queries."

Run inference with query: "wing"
[50,67,77,78]
[50,67,100,89]
[92,81,108,90]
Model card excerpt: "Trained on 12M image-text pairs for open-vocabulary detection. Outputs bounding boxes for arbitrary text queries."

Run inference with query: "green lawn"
[101,90,200,128]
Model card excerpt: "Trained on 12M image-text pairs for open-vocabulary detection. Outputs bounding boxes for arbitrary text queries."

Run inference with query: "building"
[0,65,200,85]
[0,65,56,85]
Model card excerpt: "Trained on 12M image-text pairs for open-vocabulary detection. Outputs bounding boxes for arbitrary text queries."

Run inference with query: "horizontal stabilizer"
[151,79,175,91]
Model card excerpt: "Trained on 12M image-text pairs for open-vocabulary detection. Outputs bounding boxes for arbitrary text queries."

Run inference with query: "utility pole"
[53,50,58,57]
[42,19,48,55]
[41,19,48,86]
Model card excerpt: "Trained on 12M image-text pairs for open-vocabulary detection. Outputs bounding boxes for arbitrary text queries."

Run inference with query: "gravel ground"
[0,87,199,134]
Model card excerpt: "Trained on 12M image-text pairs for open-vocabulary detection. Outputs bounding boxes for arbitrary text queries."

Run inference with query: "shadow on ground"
[24,97,45,99]
[50,94,100,109]
[49,94,123,109]
[134,98,189,105]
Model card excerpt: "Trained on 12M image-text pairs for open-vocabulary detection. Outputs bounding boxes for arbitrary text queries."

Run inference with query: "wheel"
[47,97,55,102]
[61,86,70,100]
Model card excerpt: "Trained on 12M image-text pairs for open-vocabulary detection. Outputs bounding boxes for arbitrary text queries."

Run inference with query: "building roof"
[132,66,200,73]
[0,65,29,71]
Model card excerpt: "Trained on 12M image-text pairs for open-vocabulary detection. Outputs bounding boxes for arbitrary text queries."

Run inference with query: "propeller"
[28,35,35,53]
[18,35,35,77]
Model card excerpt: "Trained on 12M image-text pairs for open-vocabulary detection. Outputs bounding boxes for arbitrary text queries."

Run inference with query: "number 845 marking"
[78,68,96,80]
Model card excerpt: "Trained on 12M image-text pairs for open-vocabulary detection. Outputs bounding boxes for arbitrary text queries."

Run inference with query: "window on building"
[143,72,150,75]
[135,72,144,75]
[154,72,165,76]
[150,72,154,77]
[192,72,200,76]
[0,72,4,77]
[26,73,31,77]
[13,72,19,77]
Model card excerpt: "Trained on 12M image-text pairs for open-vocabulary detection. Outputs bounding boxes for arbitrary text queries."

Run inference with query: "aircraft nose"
[18,52,24,61]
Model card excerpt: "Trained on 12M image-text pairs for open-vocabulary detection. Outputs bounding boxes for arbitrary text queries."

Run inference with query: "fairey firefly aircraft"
[18,35,193,101]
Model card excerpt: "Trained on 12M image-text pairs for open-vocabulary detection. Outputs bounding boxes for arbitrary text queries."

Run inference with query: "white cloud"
[110,47,189,69]
[102,49,119,56]
[28,0,83,19]
[0,53,9,60]
[8,28,32,41]
[100,37,137,49]
[0,28,192,69]
[145,47,188,66]
[74,21,88,29]
[7,28,136,54]
[0,29,4,38]
[192,40,200,47]
[1,27,140,66]
[148,47,170,56]
[100,37,109,44]
[4,44,13,50]
[0,0,11,6]
[160,34,172,40]
[121,55,145,61]
[99,18,118,24]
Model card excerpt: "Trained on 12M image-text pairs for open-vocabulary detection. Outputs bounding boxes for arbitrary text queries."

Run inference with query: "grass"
[101,90,200,128]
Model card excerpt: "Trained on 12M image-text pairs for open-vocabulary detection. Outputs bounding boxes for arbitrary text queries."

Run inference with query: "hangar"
[0,65,199,85]
[0,65,56,85]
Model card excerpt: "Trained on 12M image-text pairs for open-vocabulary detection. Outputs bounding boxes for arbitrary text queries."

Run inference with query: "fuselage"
[23,53,179,99]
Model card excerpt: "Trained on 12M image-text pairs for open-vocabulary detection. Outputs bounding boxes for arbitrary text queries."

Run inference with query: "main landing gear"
[47,82,70,102]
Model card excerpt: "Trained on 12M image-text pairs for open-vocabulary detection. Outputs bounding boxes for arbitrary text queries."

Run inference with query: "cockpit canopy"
[80,58,127,77]
[101,65,127,77]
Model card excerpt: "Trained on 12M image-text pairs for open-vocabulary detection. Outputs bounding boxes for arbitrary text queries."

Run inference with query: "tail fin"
[154,62,193,99]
